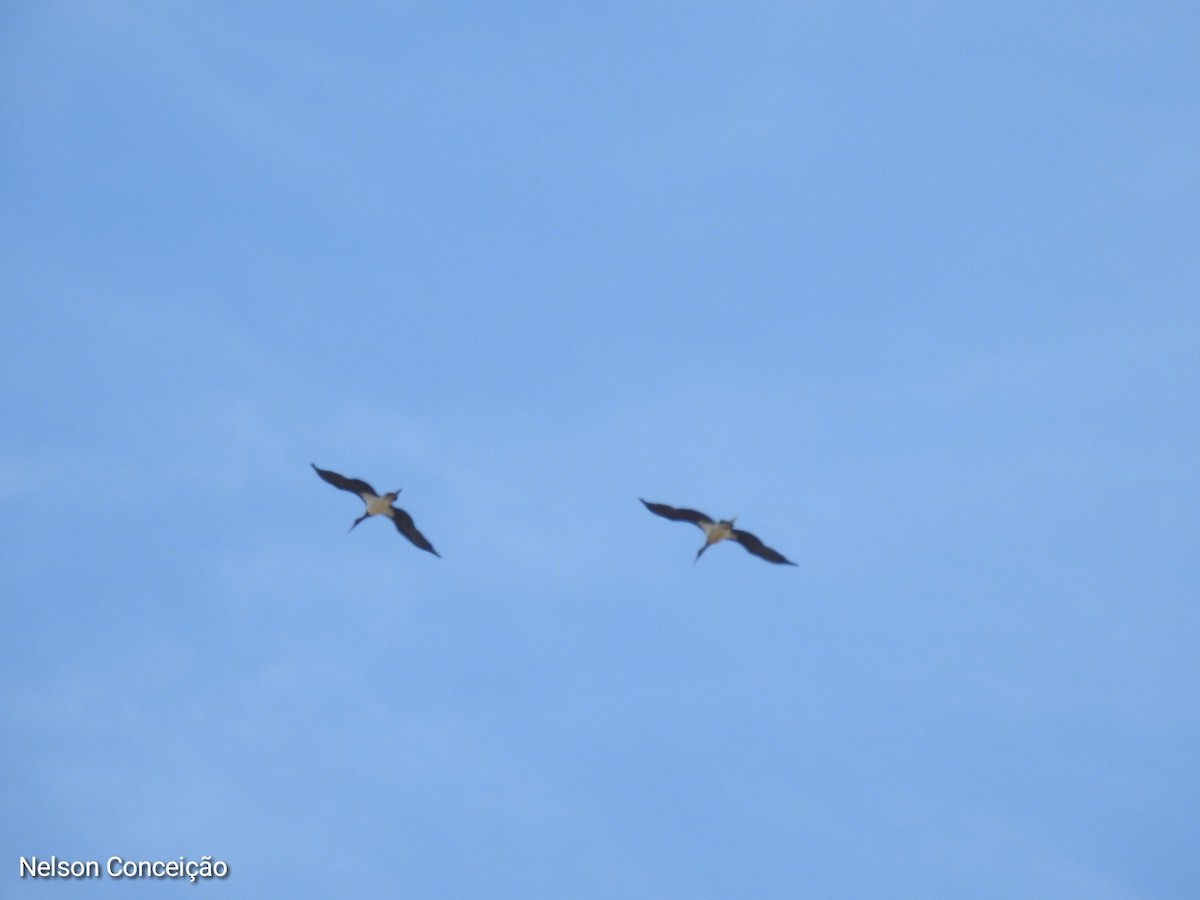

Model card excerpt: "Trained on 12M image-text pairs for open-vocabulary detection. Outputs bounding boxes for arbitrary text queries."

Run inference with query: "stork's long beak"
[348,514,368,533]
[695,544,709,564]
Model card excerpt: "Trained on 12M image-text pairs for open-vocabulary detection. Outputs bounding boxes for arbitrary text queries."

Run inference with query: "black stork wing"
[640,499,714,528]
[311,464,377,498]
[731,529,797,566]
[387,506,440,557]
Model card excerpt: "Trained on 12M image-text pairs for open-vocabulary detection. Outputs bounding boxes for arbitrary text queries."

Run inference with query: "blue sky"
[2,2,1197,896]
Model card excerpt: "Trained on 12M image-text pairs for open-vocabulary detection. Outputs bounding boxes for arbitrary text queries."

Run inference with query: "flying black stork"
[311,464,440,557]
[640,498,797,566]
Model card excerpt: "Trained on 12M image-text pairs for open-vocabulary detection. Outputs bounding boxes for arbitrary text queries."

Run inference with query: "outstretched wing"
[640,498,713,528]
[731,529,797,566]
[388,506,440,557]
[311,464,376,498]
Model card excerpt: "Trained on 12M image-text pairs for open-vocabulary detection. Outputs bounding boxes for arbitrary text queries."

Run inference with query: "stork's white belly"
[700,521,733,542]
[365,496,391,516]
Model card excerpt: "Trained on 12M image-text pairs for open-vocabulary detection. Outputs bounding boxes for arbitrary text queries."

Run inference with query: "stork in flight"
[311,464,440,557]
[640,499,797,565]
